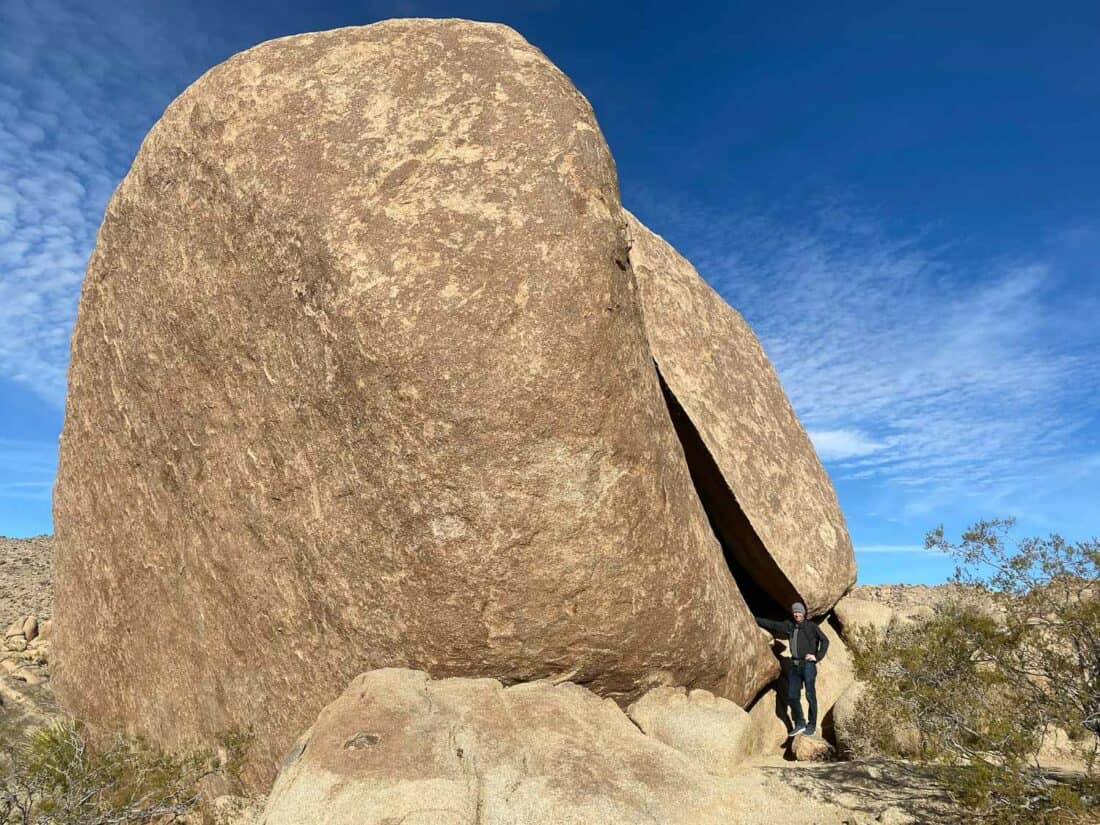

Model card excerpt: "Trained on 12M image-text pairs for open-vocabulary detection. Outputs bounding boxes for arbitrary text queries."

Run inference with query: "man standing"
[755,602,830,737]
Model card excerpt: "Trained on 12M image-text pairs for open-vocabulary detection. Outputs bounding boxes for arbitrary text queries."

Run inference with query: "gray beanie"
[791,602,807,616]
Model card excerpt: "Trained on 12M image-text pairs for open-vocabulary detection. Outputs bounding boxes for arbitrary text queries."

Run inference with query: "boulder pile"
[53,18,854,787]
[3,614,50,687]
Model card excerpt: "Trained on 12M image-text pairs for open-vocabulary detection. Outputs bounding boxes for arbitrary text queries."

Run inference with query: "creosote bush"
[0,720,251,824]
[846,519,1099,824]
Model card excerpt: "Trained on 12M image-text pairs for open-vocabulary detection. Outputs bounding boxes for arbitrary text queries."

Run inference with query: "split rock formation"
[53,18,853,786]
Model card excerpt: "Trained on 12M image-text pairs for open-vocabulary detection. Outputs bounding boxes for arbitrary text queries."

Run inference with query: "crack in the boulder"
[656,365,800,621]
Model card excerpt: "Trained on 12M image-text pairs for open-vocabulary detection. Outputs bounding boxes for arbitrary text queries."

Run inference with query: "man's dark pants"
[788,659,818,728]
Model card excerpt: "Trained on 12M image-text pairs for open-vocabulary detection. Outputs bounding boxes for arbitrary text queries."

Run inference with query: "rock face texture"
[626,212,855,616]
[832,680,920,758]
[263,669,775,825]
[53,19,775,786]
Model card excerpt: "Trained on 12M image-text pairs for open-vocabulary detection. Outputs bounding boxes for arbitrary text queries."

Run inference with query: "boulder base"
[790,733,835,762]
[264,669,755,825]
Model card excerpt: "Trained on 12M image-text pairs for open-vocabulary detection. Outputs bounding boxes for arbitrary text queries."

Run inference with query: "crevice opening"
[656,365,799,623]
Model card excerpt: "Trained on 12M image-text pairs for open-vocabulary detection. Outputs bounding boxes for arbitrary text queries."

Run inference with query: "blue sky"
[1,0,1098,584]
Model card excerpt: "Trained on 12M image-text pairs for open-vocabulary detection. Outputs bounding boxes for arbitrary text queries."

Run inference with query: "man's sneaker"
[787,724,807,738]
[804,725,817,737]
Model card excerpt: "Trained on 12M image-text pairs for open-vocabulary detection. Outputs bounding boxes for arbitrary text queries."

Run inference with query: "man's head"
[791,602,806,622]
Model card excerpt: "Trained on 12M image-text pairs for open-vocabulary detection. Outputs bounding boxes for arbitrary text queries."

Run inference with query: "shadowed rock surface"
[626,211,855,616]
[53,19,774,787]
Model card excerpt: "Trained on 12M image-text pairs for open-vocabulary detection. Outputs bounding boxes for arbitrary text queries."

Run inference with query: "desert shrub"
[847,519,1099,823]
[0,720,251,824]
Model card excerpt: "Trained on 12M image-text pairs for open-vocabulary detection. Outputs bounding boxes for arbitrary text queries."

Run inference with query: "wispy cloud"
[856,544,944,555]
[0,438,56,502]
[630,191,1100,515]
[808,428,886,461]
[0,0,222,406]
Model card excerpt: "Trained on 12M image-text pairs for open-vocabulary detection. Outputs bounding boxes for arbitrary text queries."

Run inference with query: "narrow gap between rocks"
[656,365,799,623]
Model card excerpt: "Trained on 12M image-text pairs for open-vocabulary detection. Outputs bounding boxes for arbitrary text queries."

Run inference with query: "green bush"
[0,720,250,824]
[847,519,1099,824]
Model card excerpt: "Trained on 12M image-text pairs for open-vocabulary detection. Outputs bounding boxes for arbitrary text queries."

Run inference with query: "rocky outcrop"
[262,669,838,825]
[53,18,776,787]
[626,212,855,616]
[833,596,896,642]
[626,685,756,775]
[0,535,53,630]
[0,612,57,743]
[2,614,49,686]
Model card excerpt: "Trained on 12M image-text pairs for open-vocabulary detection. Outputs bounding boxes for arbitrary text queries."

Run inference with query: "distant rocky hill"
[0,535,53,629]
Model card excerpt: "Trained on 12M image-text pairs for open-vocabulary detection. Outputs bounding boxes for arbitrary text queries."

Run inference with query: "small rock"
[21,615,37,642]
[5,636,27,652]
[4,619,23,639]
[876,806,914,824]
[12,666,44,686]
[790,732,834,762]
[37,619,53,641]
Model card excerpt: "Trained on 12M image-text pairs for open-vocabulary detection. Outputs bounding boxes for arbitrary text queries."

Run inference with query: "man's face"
[793,611,805,623]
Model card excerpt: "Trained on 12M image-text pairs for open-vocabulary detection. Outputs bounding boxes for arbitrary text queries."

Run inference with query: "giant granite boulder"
[53,19,775,786]
[626,212,855,615]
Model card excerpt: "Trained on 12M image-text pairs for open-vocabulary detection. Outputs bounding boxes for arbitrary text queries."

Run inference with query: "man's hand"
[805,654,817,662]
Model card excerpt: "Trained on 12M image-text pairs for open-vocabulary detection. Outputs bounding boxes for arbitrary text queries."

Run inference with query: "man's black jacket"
[755,616,830,661]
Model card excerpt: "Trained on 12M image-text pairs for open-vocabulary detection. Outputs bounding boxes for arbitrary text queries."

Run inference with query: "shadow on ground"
[759,758,962,823]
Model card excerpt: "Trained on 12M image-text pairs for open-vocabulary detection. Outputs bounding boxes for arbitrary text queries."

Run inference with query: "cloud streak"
[0,438,56,503]
[856,544,944,555]
[808,428,886,461]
